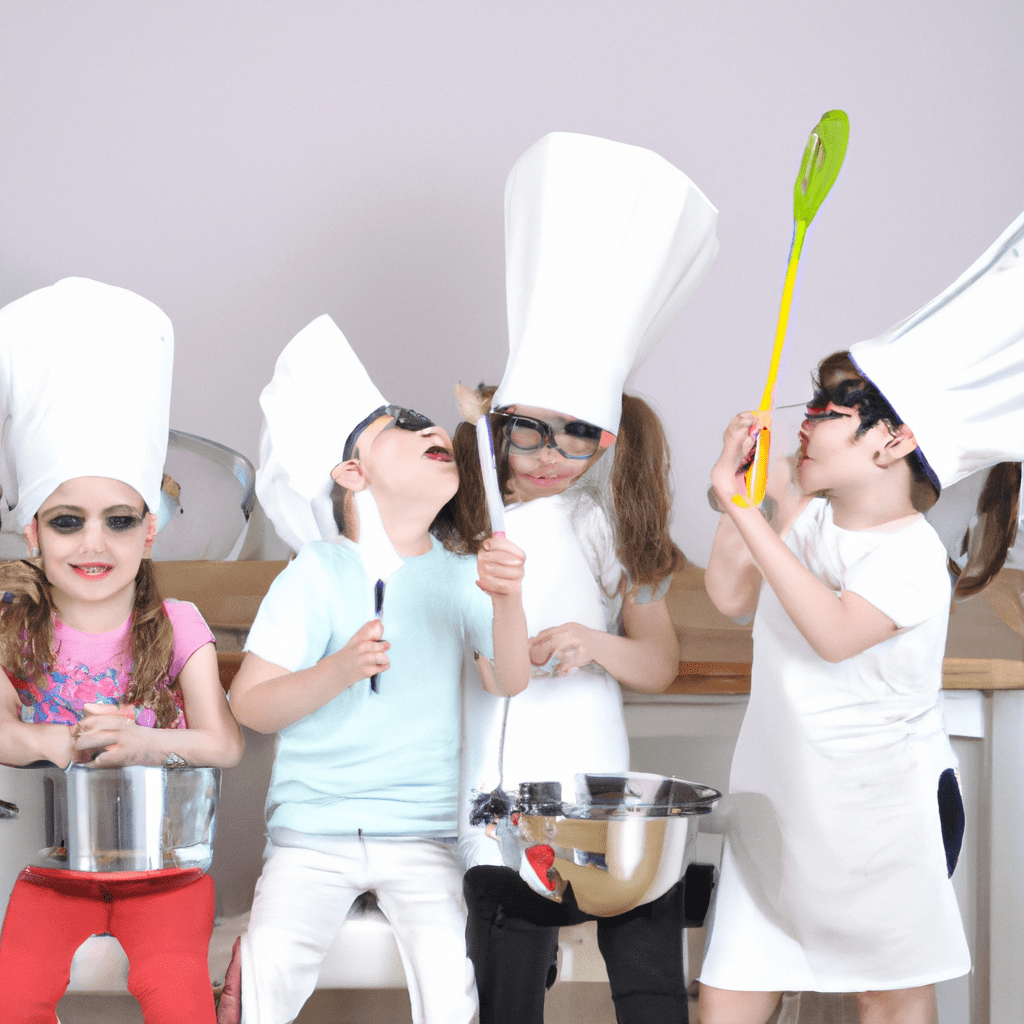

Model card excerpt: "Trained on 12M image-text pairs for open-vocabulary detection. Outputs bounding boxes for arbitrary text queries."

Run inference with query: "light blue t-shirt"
[244,537,494,837]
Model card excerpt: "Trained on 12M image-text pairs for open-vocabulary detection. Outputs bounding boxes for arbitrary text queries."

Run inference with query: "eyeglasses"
[501,414,603,461]
[343,405,435,462]
[804,400,854,423]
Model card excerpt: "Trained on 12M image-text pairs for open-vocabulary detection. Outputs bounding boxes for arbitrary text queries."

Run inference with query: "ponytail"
[451,385,504,555]
[122,558,178,728]
[610,394,685,590]
[952,462,1021,598]
[0,558,57,686]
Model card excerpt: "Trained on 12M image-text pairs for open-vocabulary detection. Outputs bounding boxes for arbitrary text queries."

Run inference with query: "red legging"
[0,867,216,1024]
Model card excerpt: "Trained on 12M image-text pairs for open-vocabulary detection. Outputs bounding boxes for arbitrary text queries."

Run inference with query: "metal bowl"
[31,764,220,873]
[498,772,720,916]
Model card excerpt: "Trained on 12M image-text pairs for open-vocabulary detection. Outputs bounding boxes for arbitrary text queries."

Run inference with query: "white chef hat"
[256,314,387,551]
[491,132,719,433]
[851,212,1024,491]
[0,277,173,529]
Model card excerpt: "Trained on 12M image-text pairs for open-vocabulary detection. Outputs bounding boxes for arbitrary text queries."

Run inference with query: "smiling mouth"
[72,564,113,579]
[424,446,453,463]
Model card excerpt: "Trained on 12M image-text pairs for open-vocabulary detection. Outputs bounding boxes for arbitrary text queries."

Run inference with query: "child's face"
[503,405,600,503]
[24,477,156,617]
[355,411,458,508]
[796,402,899,494]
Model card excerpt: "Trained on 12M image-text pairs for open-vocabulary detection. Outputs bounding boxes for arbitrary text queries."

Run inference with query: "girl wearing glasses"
[451,132,719,1024]
[454,389,688,1024]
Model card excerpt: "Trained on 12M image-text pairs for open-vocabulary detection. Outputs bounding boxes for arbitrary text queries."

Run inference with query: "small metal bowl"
[499,772,720,916]
[32,764,220,873]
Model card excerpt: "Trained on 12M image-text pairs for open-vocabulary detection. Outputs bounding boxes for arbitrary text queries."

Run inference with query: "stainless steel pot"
[497,772,720,916]
[31,764,220,873]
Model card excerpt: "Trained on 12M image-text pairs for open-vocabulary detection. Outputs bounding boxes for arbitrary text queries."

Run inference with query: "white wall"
[2,1,1021,564]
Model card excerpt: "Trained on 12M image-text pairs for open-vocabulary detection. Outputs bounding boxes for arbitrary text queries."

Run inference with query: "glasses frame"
[342,405,435,462]
[499,413,604,461]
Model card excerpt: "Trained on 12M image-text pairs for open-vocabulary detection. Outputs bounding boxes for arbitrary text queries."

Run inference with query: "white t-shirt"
[700,498,970,991]
[459,489,630,869]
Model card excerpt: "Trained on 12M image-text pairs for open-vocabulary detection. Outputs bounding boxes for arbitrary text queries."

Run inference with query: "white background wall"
[2,1,1021,564]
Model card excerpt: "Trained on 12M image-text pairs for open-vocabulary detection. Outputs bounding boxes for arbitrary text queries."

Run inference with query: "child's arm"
[71,643,245,768]
[705,412,810,618]
[476,536,530,697]
[229,619,388,733]
[710,411,898,663]
[528,590,680,693]
[0,671,73,767]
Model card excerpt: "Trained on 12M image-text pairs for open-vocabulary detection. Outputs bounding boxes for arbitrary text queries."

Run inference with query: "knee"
[855,986,937,1021]
[127,950,215,1018]
[699,985,782,1024]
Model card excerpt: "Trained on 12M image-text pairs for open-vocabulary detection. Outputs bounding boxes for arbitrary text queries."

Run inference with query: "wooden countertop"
[154,559,1024,695]
[664,562,1024,694]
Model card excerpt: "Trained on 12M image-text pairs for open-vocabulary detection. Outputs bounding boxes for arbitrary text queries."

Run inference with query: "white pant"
[240,839,477,1024]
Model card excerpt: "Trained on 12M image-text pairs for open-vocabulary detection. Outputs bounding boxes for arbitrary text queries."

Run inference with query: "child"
[0,278,243,1024]
[223,314,529,1024]
[699,212,1024,1024]
[454,132,719,1024]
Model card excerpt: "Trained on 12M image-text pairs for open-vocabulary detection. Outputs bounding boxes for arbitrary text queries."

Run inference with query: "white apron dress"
[459,489,630,869]
[700,498,970,991]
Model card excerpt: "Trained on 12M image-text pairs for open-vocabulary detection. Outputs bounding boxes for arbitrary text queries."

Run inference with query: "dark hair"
[812,352,939,513]
[814,351,1021,597]
[0,553,179,728]
[451,386,683,590]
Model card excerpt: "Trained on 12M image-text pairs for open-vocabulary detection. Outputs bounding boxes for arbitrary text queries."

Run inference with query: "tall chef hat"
[257,314,387,551]
[851,211,1024,492]
[0,277,173,529]
[491,132,719,433]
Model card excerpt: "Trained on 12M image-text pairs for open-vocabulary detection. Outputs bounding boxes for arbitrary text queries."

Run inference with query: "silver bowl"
[498,772,719,916]
[32,764,220,873]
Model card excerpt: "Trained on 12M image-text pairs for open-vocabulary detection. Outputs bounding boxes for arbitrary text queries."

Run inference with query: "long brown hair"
[951,461,1021,597]
[0,554,179,728]
[451,386,684,591]
[814,351,1020,598]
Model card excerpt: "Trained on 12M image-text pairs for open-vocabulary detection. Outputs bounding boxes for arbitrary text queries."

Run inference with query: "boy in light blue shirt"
[221,315,528,1024]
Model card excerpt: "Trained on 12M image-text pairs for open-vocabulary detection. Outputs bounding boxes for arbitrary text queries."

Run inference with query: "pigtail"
[952,462,1021,598]
[121,558,179,728]
[610,394,685,590]
[0,558,58,685]
[451,385,505,555]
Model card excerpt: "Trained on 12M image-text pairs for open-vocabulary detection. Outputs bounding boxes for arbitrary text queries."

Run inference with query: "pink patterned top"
[13,600,215,729]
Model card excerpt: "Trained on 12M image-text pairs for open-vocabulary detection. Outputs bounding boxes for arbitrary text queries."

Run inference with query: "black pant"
[464,865,689,1024]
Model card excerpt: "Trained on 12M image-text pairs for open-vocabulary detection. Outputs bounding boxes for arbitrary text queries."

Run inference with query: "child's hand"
[710,411,767,508]
[477,537,526,598]
[329,619,390,686]
[72,704,164,767]
[529,622,596,675]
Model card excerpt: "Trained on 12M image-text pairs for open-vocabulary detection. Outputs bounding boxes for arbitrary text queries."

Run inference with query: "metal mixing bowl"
[497,771,719,916]
[31,764,220,873]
